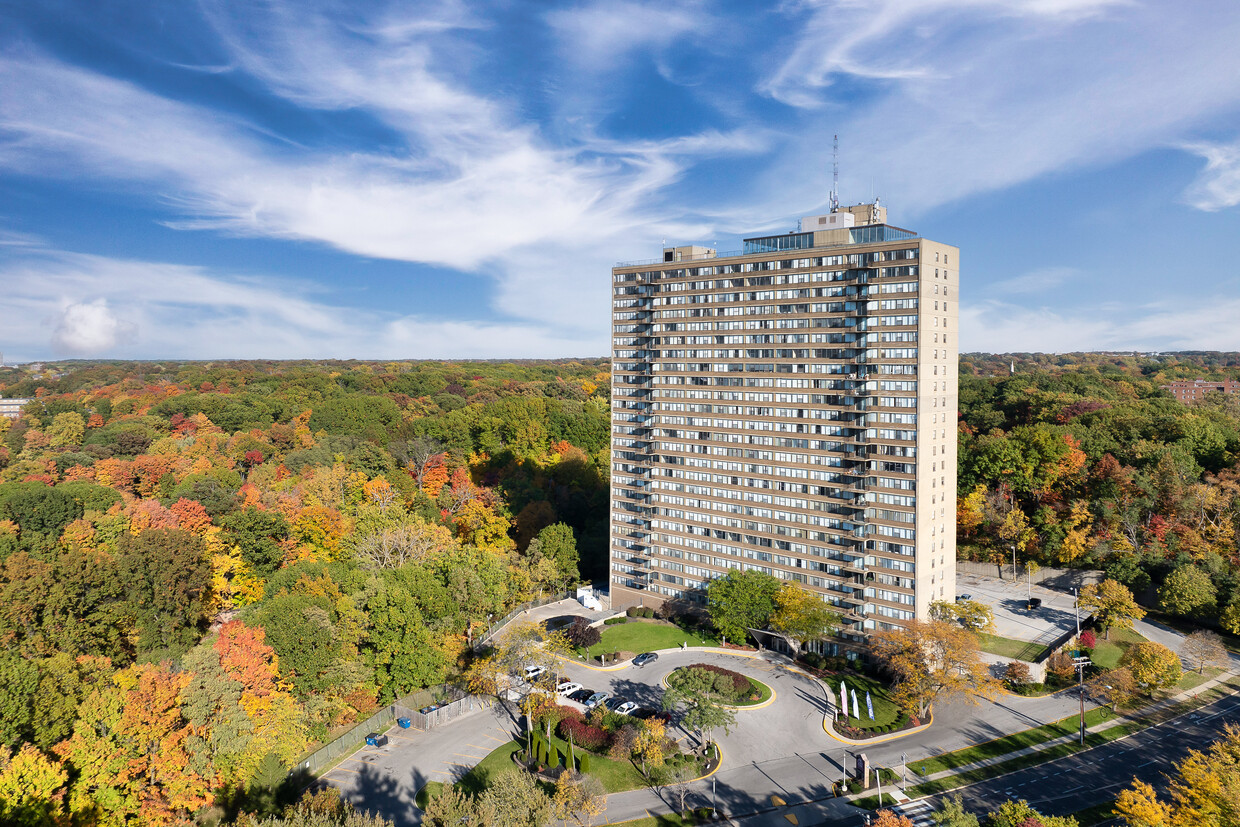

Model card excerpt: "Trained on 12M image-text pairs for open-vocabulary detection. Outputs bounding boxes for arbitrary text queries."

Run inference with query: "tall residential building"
[609,203,958,646]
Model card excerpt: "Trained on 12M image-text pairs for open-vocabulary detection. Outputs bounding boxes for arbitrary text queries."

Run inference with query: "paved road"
[325,641,1213,826]
[918,690,1240,819]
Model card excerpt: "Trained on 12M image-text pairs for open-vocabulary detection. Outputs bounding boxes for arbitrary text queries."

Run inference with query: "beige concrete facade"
[608,209,958,646]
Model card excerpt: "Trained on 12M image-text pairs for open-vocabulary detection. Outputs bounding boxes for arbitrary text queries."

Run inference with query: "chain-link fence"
[291,684,480,778]
[473,589,575,651]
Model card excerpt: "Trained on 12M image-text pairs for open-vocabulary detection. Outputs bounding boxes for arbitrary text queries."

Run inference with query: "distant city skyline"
[2,0,1239,362]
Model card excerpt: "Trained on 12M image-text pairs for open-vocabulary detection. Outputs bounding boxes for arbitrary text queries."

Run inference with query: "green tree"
[1158,565,1218,618]
[0,650,38,747]
[255,594,342,698]
[1079,578,1145,639]
[662,667,737,748]
[46,412,85,449]
[116,527,211,658]
[987,799,1078,827]
[222,506,290,577]
[361,577,450,702]
[706,569,780,644]
[529,523,580,589]
[769,583,842,656]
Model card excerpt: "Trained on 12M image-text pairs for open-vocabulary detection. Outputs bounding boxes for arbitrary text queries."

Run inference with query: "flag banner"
[865,691,875,720]
[851,688,860,719]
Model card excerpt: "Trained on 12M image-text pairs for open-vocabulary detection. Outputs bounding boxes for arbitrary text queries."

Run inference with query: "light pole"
[1074,588,1080,639]
[712,776,717,814]
[1011,544,1016,582]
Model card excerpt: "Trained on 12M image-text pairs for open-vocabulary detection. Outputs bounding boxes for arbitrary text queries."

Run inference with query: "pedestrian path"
[916,669,1238,785]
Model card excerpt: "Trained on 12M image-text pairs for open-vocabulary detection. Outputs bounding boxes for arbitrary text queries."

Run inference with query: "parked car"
[604,696,629,711]
[584,691,609,709]
[523,664,547,681]
[613,701,639,716]
[633,707,671,723]
[556,680,582,696]
[956,594,973,602]
[633,652,659,667]
[568,688,595,704]
[365,733,389,747]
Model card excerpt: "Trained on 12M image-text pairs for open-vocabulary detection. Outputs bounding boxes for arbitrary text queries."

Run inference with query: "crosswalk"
[891,799,936,827]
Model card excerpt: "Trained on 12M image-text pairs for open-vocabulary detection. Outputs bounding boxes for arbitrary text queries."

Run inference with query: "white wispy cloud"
[1181,138,1240,211]
[961,297,1240,353]
[988,266,1077,296]
[754,0,1240,217]
[0,248,608,362]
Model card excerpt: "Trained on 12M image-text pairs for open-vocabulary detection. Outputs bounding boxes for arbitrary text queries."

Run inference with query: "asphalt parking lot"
[956,571,1084,645]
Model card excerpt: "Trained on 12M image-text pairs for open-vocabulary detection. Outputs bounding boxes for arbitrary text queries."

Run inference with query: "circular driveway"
[555,649,833,771]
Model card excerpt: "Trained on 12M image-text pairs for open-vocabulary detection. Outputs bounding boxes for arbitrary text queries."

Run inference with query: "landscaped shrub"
[565,617,602,648]
[558,716,609,751]
[627,606,641,617]
[680,663,750,699]
[641,607,654,618]
[609,724,639,759]
[604,616,627,625]
[578,752,591,773]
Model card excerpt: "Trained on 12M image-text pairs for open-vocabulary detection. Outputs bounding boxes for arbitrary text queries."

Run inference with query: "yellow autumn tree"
[1114,724,1240,827]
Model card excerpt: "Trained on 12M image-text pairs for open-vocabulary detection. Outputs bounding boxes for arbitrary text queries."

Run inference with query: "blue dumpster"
[365,733,388,747]
[397,717,412,729]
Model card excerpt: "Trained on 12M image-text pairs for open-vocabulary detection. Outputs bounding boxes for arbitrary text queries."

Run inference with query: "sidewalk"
[912,668,1239,787]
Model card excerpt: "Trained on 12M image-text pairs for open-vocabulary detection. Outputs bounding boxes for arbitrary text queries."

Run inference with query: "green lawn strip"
[1089,626,1147,670]
[576,621,719,657]
[416,735,660,807]
[604,810,716,827]
[913,707,1111,776]
[977,632,1048,662]
[911,676,1240,797]
[829,673,901,728]
[1175,666,1222,693]
[854,792,902,810]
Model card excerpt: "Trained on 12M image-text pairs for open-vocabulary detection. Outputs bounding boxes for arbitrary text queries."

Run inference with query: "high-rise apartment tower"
[609,203,958,646]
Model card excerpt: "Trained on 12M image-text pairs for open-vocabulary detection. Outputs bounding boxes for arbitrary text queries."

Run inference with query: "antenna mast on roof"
[830,134,840,213]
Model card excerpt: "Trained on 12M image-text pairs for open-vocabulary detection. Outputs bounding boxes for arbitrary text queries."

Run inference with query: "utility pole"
[1073,655,1092,745]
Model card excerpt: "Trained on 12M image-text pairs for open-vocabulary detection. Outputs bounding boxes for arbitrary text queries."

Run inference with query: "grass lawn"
[417,733,659,809]
[737,676,773,706]
[977,632,1048,662]
[855,793,901,810]
[577,621,719,657]
[912,706,1111,776]
[829,673,901,728]
[1089,626,1147,670]
[911,675,1240,797]
[1175,666,1222,693]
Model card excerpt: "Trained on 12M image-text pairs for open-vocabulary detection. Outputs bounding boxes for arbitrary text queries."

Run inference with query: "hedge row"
[626,606,656,618]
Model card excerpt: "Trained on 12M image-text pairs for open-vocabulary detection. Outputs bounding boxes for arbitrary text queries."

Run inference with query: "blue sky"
[2,0,1240,362]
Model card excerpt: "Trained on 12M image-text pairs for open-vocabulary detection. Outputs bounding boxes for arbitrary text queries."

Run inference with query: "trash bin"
[397,717,411,729]
[365,733,389,747]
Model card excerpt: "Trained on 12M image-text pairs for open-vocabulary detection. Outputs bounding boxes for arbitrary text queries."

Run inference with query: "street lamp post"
[1011,544,1016,582]
[1073,589,1080,638]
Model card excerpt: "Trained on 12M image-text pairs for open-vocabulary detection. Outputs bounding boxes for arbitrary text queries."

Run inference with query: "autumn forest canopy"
[2,351,1240,825]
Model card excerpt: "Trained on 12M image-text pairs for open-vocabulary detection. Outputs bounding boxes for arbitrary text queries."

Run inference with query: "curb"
[822,709,934,745]
[659,669,778,711]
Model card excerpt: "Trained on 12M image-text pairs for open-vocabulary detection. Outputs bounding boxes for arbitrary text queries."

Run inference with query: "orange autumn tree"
[57,663,213,826]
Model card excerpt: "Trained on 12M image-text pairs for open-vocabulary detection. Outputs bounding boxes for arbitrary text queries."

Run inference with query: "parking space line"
[453,753,486,760]
[481,733,508,743]
[446,761,474,768]
[327,767,359,775]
